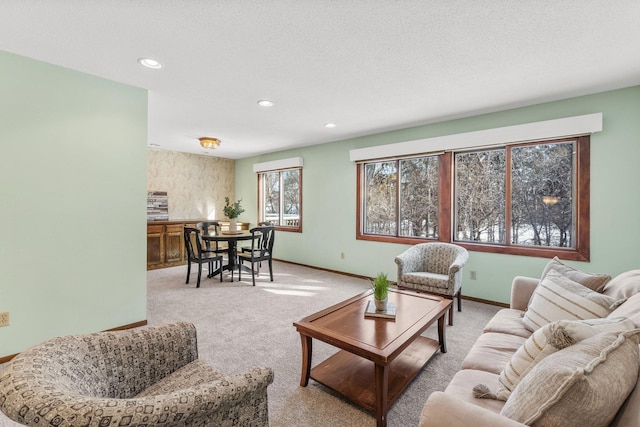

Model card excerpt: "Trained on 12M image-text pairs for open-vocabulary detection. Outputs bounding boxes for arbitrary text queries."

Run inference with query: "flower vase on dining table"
[223,197,244,235]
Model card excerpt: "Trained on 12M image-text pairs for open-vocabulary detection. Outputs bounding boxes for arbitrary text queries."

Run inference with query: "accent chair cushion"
[539,256,611,292]
[522,269,621,332]
[136,359,226,397]
[495,317,635,401]
[402,272,449,289]
[500,330,640,427]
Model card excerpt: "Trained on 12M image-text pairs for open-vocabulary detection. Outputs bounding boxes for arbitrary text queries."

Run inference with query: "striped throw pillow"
[522,269,622,332]
[539,257,611,292]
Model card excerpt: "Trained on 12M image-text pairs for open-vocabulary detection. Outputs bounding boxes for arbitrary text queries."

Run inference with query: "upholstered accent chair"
[0,322,274,427]
[395,242,469,325]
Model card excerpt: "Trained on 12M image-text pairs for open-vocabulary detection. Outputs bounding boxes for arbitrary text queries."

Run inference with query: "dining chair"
[196,221,230,257]
[238,226,275,286]
[240,221,272,258]
[184,227,223,287]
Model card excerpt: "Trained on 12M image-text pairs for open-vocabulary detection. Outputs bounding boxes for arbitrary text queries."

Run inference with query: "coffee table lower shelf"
[309,336,440,412]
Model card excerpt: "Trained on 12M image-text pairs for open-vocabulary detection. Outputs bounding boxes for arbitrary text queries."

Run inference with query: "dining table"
[201,230,256,281]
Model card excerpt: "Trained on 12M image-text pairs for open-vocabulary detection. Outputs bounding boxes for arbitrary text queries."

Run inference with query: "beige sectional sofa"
[420,263,640,427]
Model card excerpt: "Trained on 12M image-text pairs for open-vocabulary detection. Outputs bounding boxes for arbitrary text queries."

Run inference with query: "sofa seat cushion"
[461,333,527,375]
[483,309,531,339]
[136,359,225,397]
[445,369,506,414]
[500,330,640,427]
[522,269,621,332]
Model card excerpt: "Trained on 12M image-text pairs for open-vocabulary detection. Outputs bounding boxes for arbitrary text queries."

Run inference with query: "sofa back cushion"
[603,270,640,300]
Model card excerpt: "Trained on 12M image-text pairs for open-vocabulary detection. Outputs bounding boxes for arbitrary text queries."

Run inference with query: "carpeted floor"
[0,261,500,427]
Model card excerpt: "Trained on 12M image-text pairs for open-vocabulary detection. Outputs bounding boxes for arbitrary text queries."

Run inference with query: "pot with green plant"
[223,197,245,232]
[372,272,391,311]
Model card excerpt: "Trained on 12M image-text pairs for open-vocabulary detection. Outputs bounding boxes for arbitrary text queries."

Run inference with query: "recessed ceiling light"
[324,123,337,128]
[137,57,162,69]
[257,100,274,107]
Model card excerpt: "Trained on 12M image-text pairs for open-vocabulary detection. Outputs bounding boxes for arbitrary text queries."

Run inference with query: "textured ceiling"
[1,1,639,159]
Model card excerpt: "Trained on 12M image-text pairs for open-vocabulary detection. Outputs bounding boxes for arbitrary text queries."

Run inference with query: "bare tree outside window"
[282,169,300,226]
[259,168,302,230]
[511,142,574,247]
[455,150,506,243]
[364,161,397,235]
[262,171,280,225]
[363,156,439,238]
[400,157,439,237]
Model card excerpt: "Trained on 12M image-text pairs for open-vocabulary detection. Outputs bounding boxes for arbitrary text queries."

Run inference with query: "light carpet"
[0,261,500,427]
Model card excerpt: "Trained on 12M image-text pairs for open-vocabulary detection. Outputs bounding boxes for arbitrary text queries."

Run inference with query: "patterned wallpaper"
[147,149,235,220]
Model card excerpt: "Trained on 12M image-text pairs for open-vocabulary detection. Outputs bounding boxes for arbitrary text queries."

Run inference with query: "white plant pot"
[375,297,388,312]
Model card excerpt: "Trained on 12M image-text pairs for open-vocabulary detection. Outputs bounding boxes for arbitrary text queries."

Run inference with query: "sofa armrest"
[510,276,539,311]
[420,392,525,427]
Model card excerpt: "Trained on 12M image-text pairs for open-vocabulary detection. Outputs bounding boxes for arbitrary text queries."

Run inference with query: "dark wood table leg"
[374,363,389,427]
[438,312,447,353]
[299,334,312,386]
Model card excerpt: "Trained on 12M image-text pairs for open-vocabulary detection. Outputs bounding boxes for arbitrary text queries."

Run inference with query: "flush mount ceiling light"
[199,137,221,150]
[257,99,274,107]
[324,123,337,128]
[137,57,162,69]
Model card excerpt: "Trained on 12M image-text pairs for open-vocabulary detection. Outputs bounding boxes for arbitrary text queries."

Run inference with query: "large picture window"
[259,167,302,232]
[363,156,440,238]
[357,136,590,260]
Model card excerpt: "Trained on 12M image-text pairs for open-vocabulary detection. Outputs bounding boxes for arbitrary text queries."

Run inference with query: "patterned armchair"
[0,322,274,427]
[395,243,469,325]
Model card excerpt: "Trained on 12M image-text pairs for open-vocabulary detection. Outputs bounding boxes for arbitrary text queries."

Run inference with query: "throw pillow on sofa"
[495,317,635,401]
[522,269,623,332]
[500,329,640,427]
[539,256,611,292]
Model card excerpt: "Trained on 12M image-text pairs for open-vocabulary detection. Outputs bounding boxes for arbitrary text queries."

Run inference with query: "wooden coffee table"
[293,288,451,427]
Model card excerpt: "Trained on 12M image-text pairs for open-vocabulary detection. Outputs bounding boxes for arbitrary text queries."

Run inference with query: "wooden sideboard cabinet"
[146,220,249,270]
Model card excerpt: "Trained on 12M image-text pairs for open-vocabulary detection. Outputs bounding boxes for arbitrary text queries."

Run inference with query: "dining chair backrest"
[196,221,220,236]
[196,221,220,250]
[251,225,275,258]
[183,227,203,261]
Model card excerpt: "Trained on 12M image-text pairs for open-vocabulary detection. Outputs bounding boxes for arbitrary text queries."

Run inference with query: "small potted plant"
[372,272,391,311]
[223,197,245,232]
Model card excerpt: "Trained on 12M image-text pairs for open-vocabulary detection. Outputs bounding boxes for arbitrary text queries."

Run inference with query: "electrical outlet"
[470,271,477,280]
[0,312,9,327]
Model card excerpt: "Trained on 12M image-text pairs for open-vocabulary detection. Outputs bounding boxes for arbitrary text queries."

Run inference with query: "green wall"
[236,86,640,304]
[0,51,148,357]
